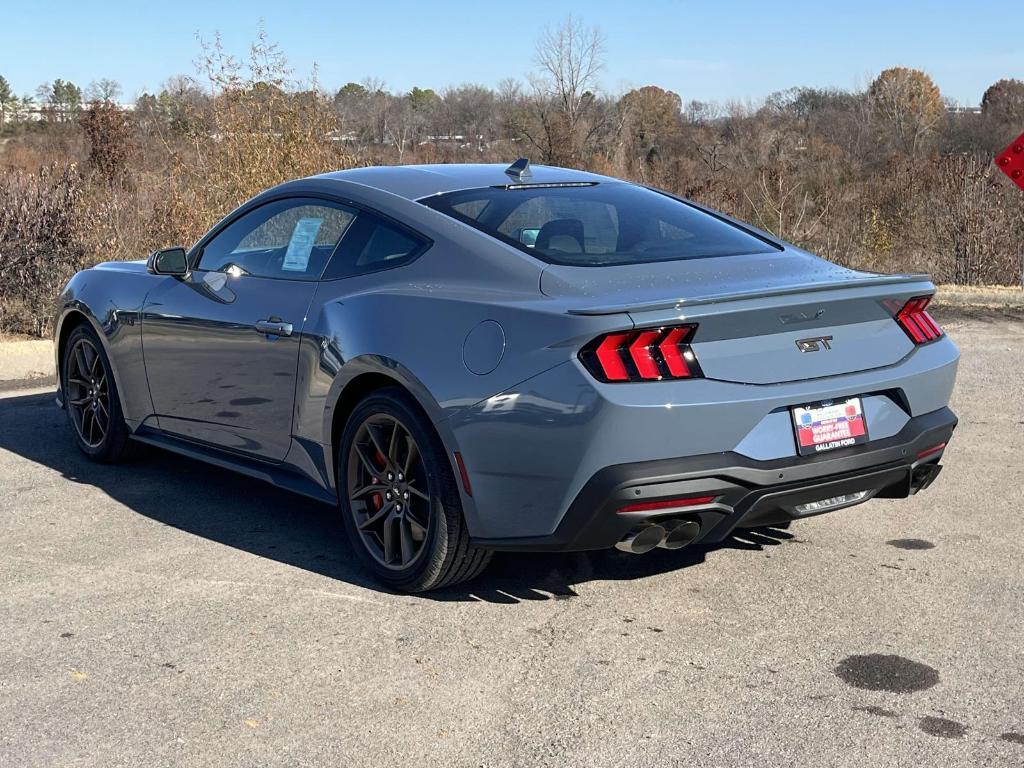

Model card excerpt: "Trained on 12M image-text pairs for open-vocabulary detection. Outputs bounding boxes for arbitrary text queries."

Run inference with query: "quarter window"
[322,213,427,279]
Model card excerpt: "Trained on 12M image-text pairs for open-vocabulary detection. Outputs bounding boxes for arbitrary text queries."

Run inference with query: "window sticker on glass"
[282,217,324,272]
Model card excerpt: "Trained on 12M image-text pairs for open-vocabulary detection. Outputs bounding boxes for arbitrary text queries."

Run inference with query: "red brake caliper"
[370,448,388,511]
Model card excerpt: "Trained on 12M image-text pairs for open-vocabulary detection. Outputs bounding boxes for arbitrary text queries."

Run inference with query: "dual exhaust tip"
[615,519,701,554]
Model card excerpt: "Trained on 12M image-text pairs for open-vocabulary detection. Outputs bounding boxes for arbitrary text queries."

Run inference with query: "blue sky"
[4,0,1020,104]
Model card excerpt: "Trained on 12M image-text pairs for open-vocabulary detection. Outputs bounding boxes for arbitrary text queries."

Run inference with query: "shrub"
[0,163,93,335]
[79,101,134,183]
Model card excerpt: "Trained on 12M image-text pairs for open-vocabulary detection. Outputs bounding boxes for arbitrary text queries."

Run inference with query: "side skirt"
[130,428,337,507]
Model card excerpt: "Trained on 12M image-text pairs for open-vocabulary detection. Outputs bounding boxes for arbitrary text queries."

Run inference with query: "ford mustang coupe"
[54,161,959,591]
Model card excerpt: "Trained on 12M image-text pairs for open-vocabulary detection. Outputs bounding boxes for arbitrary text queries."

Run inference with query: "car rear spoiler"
[565,274,934,316]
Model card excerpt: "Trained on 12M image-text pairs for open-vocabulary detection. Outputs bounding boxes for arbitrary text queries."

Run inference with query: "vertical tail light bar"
[628,330,663,379]
[579,324,703,383]
[895,296,944,344]
[594,333,632,381]
[658,326,694,378]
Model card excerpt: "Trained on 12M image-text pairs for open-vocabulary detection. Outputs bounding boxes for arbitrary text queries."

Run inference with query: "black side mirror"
[147,246,189,276]
[147,247,189,276]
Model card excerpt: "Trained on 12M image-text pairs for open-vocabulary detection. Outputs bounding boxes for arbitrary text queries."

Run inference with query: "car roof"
[313,163,617,201]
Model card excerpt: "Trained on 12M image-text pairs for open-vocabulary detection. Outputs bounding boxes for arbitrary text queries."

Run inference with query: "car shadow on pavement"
[1,390,794,603]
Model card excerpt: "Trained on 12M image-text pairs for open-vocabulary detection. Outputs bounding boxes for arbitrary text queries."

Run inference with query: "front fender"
[52,267,156,428]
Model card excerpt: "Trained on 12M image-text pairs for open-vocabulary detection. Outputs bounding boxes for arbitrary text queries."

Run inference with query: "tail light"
[895,296,943,344]
[579,324,703,382]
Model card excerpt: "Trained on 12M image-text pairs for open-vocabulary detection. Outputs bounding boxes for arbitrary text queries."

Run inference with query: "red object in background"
[995,132,1024,190]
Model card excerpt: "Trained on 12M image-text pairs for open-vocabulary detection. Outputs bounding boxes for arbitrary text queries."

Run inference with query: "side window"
[198,198,356,281]
[322,212,427,280]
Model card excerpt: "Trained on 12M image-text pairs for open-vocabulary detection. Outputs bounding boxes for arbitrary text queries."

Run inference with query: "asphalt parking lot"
[1,310,1022,767]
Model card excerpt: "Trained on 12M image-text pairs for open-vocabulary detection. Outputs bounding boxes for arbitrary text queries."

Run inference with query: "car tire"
[61,324,131,463]
[337,386,492,592]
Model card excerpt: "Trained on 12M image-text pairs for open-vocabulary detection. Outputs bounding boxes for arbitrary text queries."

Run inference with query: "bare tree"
[535,15,604,124]
[86,78,123,103]
[385,95,420,161]
[684,100,721,124]
[496,78,524,107]
[744,166,832,245]
[362,77,391,145]
[437,85,496,149]
[523,16,607,164]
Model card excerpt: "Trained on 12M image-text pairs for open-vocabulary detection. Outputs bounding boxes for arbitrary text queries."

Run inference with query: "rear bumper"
[472,406,956,552]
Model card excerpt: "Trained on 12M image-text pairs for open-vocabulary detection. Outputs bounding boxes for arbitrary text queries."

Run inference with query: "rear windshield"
[420,182,780,267]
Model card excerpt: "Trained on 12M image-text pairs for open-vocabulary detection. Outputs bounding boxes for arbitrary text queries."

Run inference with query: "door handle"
[255,319,293,337]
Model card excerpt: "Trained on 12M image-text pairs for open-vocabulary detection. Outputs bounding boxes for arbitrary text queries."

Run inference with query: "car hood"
[91,259,149,274]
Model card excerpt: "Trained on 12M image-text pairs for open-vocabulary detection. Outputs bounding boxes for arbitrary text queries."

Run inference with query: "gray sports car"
[54,160,959,591]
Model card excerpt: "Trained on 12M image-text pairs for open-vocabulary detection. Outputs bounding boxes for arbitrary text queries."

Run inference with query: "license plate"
[792,397,869,456]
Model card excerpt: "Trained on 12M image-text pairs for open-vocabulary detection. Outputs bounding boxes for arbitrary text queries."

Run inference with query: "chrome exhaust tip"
[657,519,701,550]
[615,524,666,555]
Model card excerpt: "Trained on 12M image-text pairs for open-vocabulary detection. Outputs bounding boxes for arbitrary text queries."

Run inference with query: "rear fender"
[312,351,486,534]
[320,352,448,439]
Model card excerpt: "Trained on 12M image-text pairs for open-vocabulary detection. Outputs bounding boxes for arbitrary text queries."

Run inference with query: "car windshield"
[420,182,780,266]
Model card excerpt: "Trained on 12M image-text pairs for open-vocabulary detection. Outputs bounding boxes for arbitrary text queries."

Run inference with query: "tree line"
[1,19,1022,336]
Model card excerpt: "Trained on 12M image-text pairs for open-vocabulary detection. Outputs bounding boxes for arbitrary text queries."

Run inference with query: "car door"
[141,197,356,460]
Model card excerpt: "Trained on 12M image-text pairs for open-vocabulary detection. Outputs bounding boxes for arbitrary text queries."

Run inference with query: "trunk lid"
[541,249,934,385]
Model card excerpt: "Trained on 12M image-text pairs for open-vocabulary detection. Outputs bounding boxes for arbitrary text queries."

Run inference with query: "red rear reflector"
[618,495,717,514]
[895,296,943,345]
[453,451,473,496]
[580,324,702,383]
[916,442,946,460]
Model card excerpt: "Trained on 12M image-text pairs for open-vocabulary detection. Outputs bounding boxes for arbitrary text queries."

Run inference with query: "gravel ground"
[0,312,1021,767]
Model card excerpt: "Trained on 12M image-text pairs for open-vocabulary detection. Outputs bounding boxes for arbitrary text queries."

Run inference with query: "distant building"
[19,102,136,122]
[946,104,982,115]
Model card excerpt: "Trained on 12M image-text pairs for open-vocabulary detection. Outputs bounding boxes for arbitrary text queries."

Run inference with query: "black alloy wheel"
[347,413,432,570]
[62,324,130,462]
[338,387,491,592]
[66,336,111,449]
